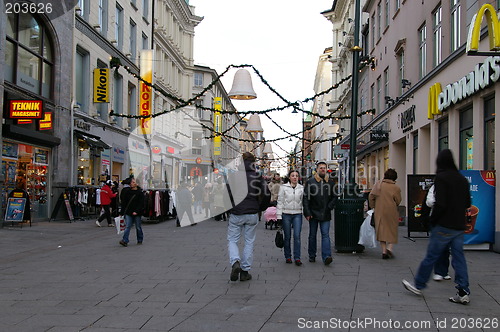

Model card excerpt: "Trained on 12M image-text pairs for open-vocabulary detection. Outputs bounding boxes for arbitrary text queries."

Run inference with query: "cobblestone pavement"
[1,217,499,331]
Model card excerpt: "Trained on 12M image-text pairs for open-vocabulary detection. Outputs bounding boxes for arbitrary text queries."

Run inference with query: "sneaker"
[309,257,316,263]
[402,279,422,296]
[433,274,452,281]
[324,257,333,265]
[95,220,101,227]
[230,261,241,281]
[119,240,127,247]
[286,258,292,264]
[108,224,115,227]
[240,271,252,281]
[295,260,302,266]
[449,293,470,305]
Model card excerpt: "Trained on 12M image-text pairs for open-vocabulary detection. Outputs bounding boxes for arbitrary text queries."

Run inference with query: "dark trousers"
[98,205,112,225]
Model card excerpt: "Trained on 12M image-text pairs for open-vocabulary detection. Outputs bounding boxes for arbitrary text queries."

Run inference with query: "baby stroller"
[263,202,280,230]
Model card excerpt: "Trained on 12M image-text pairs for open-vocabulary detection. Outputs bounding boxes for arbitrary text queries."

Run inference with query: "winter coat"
[276,182,304,219]
[268,179,281,202]
[303,173,338,221]
[430,149,471,230]
[227,159,270,215]
[120,187,145,216]
[369,179,402,243]
[100,184,117,206]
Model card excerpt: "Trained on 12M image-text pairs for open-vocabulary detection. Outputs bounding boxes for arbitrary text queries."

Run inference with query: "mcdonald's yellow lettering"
[427,83,441,119]
[467,4,500,54]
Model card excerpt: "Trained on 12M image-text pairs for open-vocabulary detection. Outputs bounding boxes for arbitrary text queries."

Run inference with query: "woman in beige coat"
[369,169,402,259]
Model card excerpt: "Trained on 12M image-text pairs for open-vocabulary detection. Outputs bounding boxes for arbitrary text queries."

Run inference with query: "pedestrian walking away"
[119,178,145,246]
[276,169,304,266]
[175,182,196,226]
[402,149,472,304]
[96,180,117,227]
[303,162,338,265]
[368,168,402,259]
[226,152,270,282]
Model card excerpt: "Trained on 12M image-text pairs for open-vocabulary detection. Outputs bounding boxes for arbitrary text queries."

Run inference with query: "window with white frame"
[115,4,123,50]
[371,14,375,49]
[371,84,375,109]
[433,6,442,67]
[194,72,203,87]
[395,0,400,11]
[192,132,202,155]
[130,19,136,59]
[98,0,108,36]
[398,50,405,95]
[377,2,382,39]
[142,0,149,21]
[376,76,382,113]
[75,47,89,111]
[418,24,427,78]
[451,0,461,52]
[385,0,390,28]
[142,32,148,50]
[384,67,389,101]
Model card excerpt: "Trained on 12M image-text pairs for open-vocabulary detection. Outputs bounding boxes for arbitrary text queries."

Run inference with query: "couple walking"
[276,162,337,266]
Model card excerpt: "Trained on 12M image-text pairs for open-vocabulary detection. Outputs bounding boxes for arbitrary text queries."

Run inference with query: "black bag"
[275,229,284,248]
[370,212,375,227]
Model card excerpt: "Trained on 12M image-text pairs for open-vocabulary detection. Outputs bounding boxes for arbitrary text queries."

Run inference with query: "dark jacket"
[227,159,270,215]
[120,187,145,216]
[303,173,338,221]
[176,187,193,207]
[430,149,471,230]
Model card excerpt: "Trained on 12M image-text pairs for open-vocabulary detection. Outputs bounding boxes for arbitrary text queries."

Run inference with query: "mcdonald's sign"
[427,56,500,119]
[466,4,500,55]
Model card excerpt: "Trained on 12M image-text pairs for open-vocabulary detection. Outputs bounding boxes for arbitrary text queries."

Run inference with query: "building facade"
[325,0,500,251]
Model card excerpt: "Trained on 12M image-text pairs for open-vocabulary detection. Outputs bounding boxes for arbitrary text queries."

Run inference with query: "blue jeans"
[415,225,469,294]
[227,213,259,271]
[308,218,332,262]
[122,215,144,244]
[282,213,303,260]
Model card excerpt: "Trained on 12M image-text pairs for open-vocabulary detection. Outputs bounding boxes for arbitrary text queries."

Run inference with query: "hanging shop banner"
[460,170,496,245]
[139,50,153,135]
[213,97,222,156]
[38,112,53,130]
[93,68,110,102]
[9,100,43,118]
[4,198,26,222]
[407,175,435,236]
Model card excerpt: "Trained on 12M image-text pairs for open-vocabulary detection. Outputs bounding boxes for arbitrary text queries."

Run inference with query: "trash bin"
[334,197,365,253]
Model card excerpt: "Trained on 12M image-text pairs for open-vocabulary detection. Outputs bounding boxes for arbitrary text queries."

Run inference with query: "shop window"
[192,132,202,155]
[1,140,50,220]
[438,119,449,152]
[5,12,54,99]
[459,107,473,170]
[484,97,495,170]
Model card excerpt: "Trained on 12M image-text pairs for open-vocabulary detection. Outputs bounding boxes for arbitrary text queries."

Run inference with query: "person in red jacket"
[96,180,117,227]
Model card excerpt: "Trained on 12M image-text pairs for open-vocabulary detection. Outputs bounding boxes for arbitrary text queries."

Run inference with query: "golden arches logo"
[467,4,500,54]
[427,83,442,119]
[485,171,495,179]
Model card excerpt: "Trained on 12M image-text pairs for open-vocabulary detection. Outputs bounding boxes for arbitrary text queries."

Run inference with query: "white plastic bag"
[115,216,125,235]
[358,209,377,248]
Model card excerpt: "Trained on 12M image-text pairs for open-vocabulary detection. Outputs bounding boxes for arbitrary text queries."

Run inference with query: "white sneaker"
[433,274,452,281]
[95,220,101,227]
[402,279,422,296]
[449,293,470,305]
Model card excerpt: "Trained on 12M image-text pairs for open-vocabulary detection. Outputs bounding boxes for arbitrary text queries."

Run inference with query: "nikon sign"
[428,56,500,119]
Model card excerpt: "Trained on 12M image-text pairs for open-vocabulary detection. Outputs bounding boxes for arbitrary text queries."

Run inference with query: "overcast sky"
[189,0,334,170]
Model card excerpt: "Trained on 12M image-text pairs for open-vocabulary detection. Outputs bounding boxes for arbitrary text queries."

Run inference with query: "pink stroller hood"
[264,206,277,222]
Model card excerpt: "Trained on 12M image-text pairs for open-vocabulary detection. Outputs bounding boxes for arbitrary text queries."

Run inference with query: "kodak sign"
[466,4,500,55]
[139,50,153,135]
[9,100,43,118]
[428,56,500,119]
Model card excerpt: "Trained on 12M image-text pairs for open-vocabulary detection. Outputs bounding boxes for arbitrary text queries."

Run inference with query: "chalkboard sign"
[5,198,26,222]
[63,193,74,221]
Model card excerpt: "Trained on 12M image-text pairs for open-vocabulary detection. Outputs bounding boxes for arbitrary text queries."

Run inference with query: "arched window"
[5,13,54,99]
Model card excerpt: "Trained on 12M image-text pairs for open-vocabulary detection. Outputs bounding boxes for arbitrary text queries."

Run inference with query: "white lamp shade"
[228,69,257,100]
[246,114,263,132]
[263,143,273,154]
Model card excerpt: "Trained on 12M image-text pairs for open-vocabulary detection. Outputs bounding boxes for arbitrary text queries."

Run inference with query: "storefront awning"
[75,130,110,149]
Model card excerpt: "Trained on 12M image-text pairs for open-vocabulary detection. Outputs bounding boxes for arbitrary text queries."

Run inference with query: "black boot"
[240,270,252,281]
